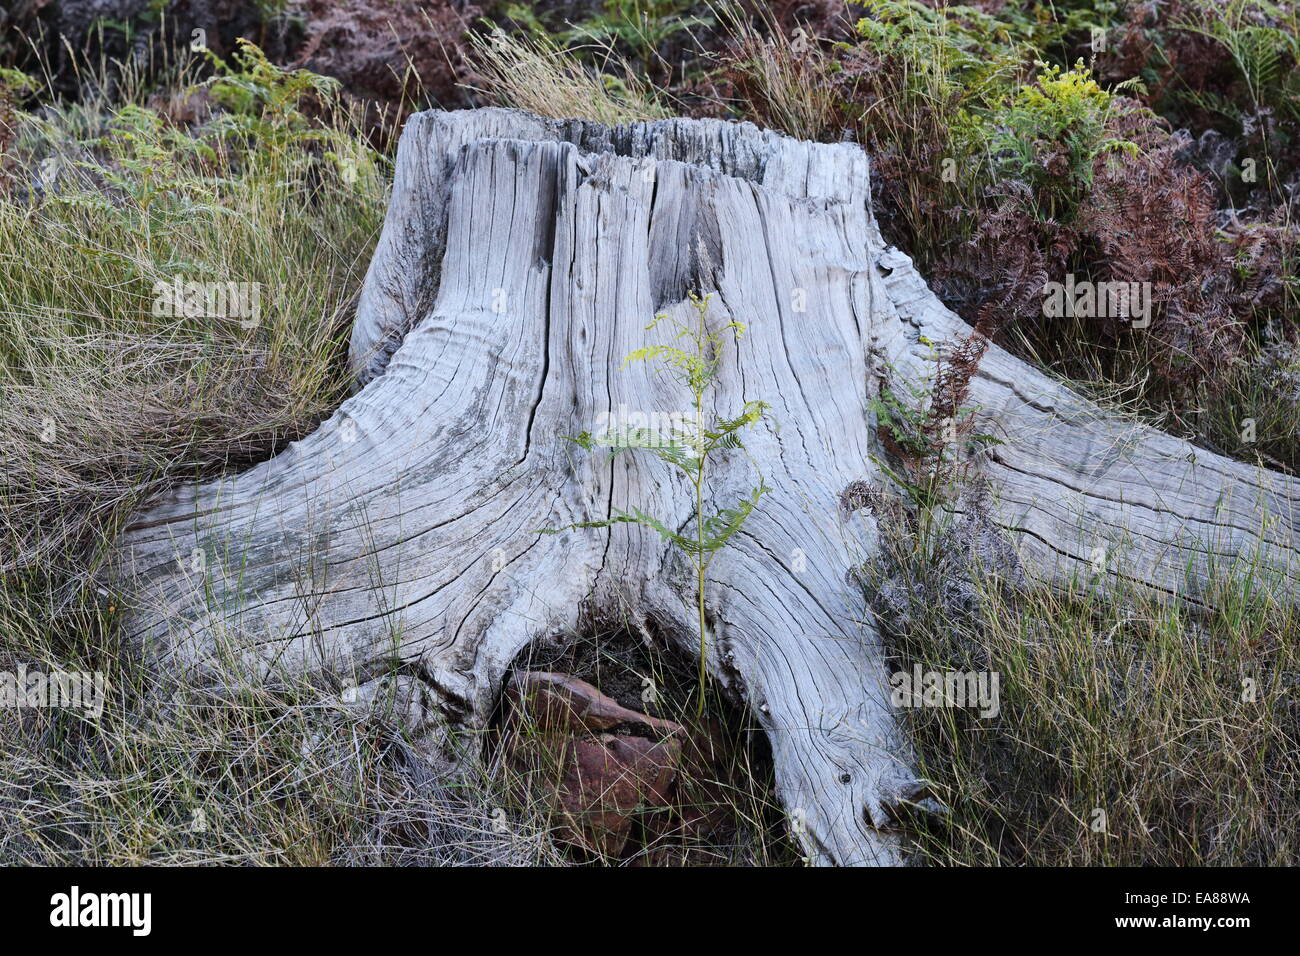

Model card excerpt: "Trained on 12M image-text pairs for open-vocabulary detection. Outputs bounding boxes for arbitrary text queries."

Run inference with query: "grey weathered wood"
[870,245,1300,601]
[110,108,1300,866]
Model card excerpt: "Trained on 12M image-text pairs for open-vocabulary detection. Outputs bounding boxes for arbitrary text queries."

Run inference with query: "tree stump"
[110,109,1300,865]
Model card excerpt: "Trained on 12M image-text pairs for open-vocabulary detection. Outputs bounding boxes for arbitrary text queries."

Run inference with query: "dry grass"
[463,26,668,124]
[0,618,565,865]
[0,590,793,865]
[862,499,1300,866]
[717,2,842,141]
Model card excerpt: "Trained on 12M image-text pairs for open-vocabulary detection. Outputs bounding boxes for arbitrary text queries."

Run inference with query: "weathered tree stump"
[110,109,1300,865]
